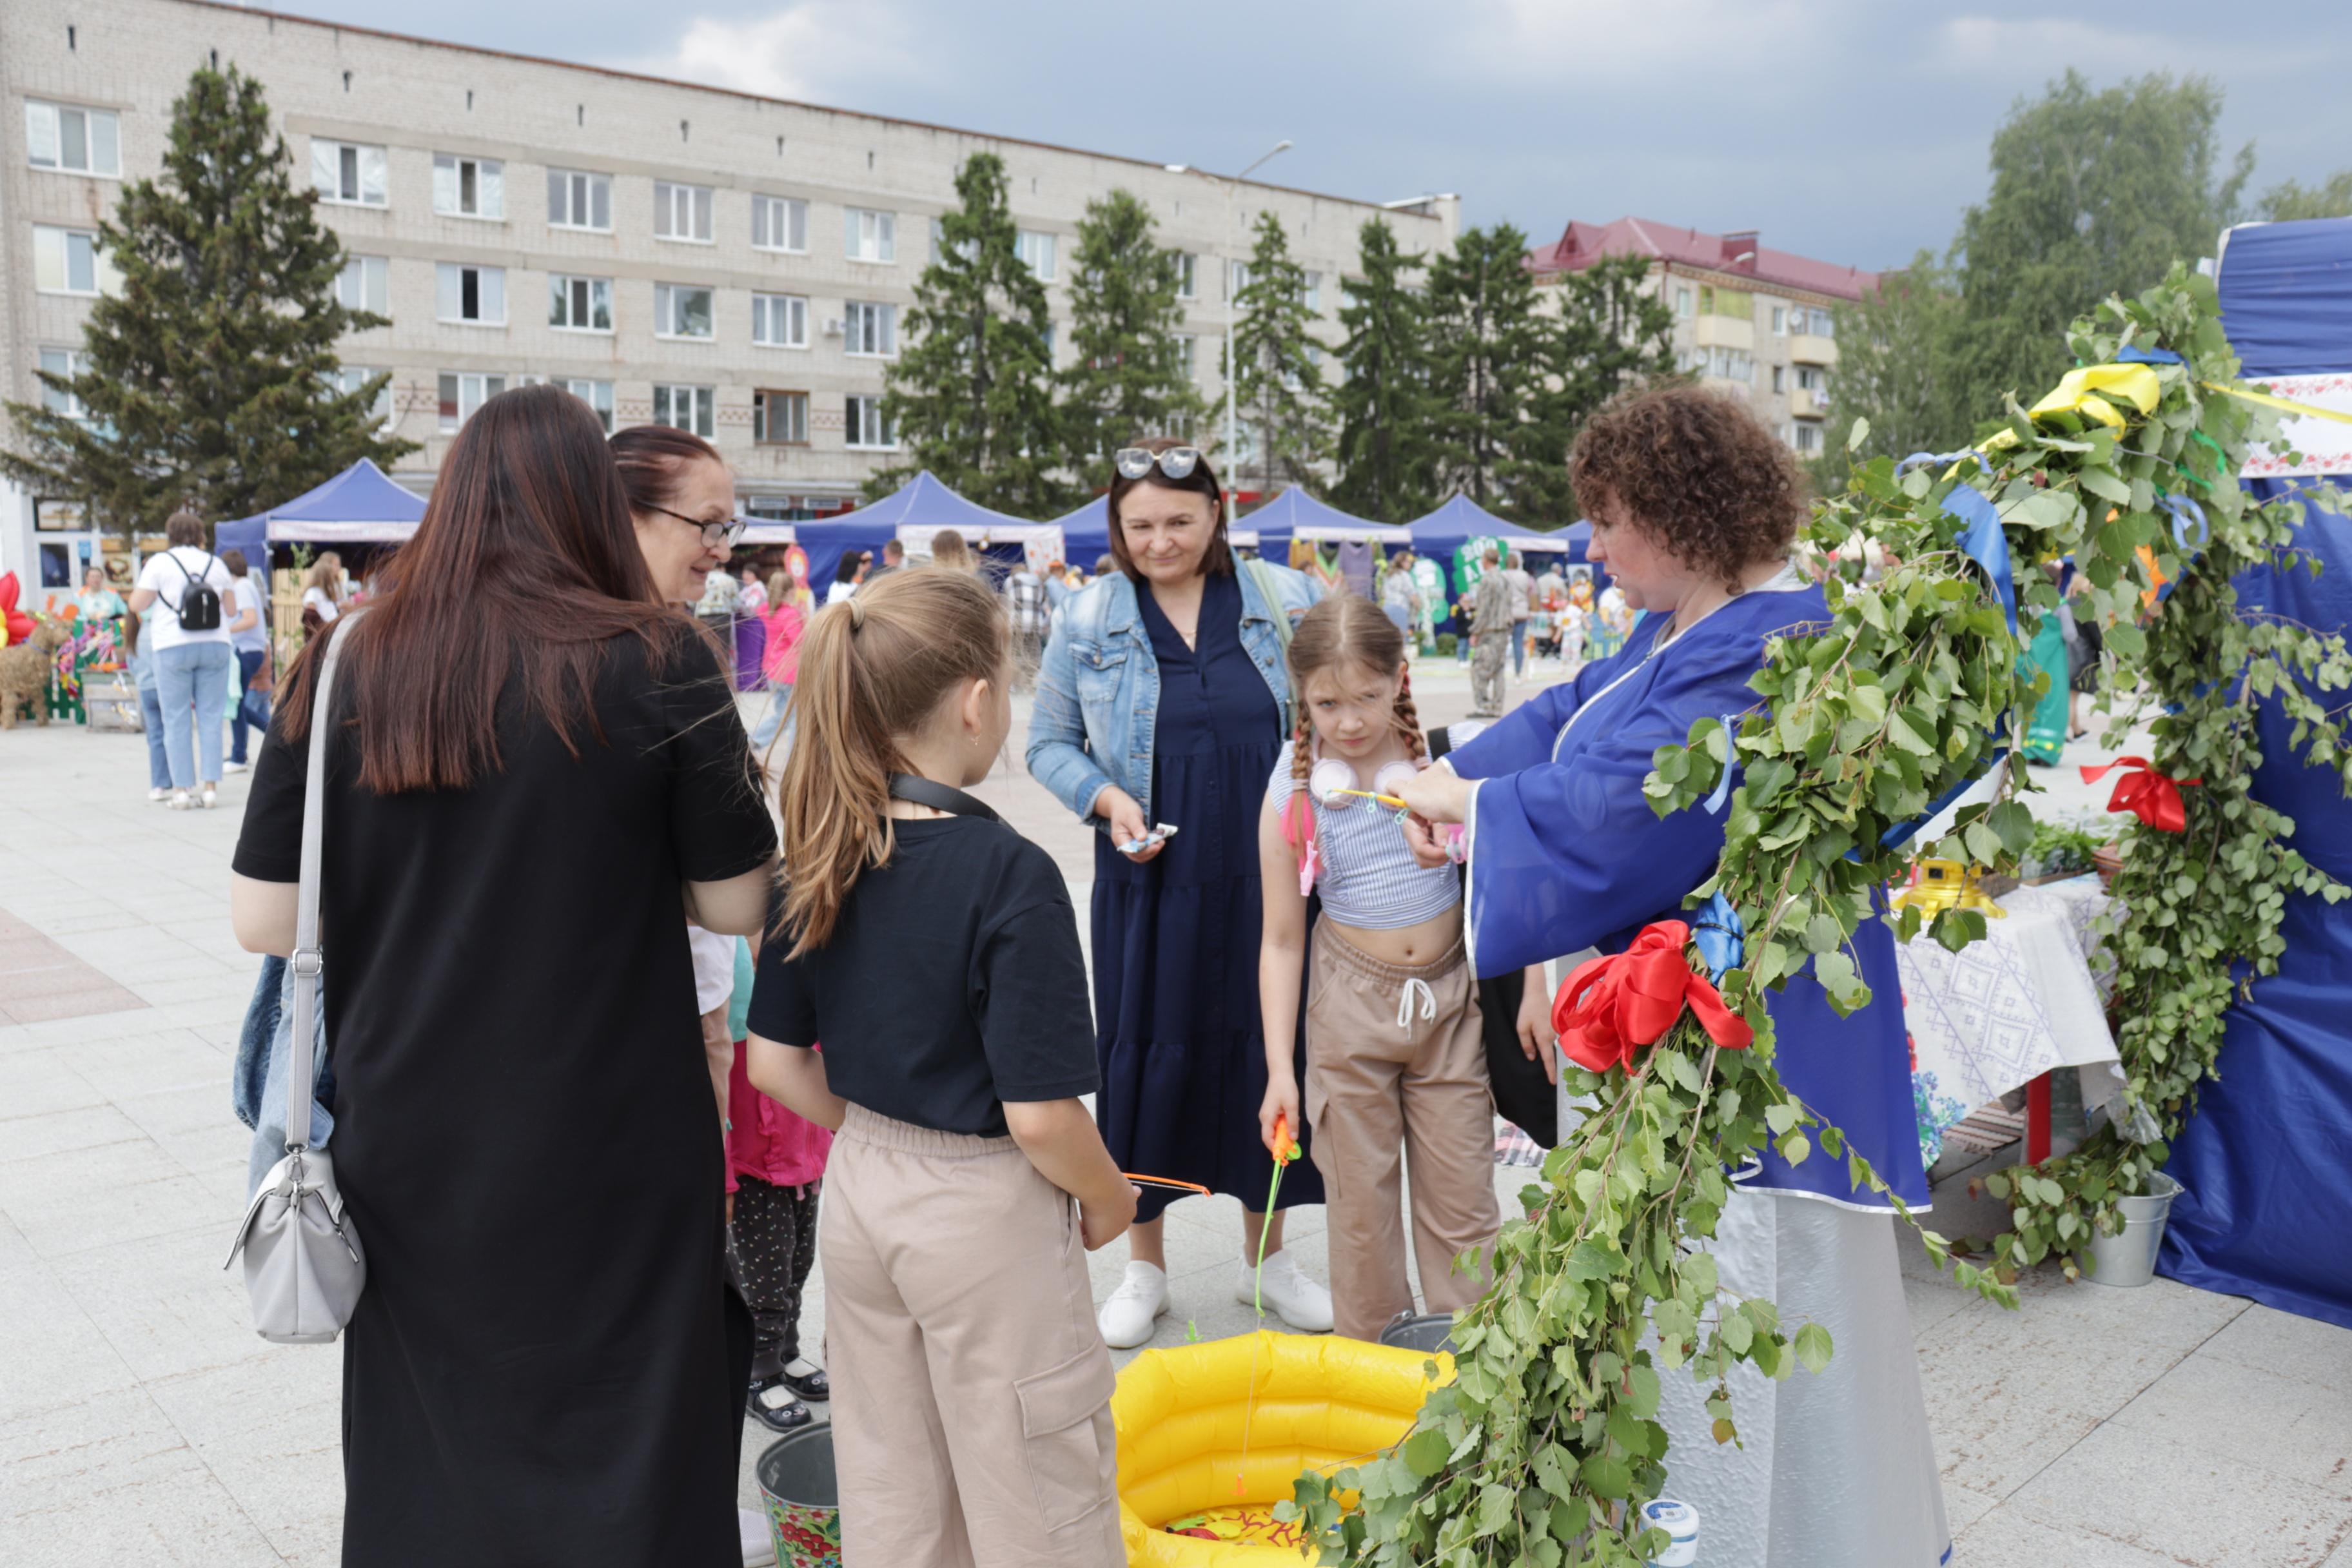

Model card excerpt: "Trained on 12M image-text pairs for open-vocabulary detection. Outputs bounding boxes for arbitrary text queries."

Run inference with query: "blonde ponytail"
[776,569,1010,956]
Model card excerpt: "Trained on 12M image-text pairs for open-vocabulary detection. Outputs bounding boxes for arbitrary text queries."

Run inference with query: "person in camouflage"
[1469,546,1511,717]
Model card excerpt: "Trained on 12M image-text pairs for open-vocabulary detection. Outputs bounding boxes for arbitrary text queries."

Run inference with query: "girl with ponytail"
[1256,593,1504,1342]
[743,567,1134,1567]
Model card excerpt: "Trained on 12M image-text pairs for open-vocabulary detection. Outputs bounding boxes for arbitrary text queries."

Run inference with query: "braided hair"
[1282,595,1425,872]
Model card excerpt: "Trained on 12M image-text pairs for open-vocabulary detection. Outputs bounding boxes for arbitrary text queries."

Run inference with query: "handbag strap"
[286,607,364,1153]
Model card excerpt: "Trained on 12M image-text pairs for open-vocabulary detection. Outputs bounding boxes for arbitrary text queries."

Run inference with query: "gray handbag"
[225,612,367,1344]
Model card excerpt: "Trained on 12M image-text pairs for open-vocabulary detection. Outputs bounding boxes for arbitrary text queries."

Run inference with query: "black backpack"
[168,551,223,632]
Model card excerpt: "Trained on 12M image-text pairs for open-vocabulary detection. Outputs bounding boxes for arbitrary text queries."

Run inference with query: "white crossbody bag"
[225,611,368,1343]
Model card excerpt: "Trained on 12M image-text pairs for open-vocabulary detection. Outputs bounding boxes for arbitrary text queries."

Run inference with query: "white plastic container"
[1642,1498,1701,1567]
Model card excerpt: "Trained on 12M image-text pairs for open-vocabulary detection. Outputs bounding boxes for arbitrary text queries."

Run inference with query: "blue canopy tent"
[2159,217,2352,1328]
[1406,495,1596,590]
[213,459,427,560]
[796,471,1035,593]
[1245,487,1401,547]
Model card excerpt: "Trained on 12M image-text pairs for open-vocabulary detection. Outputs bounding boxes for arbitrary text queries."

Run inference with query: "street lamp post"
[1166,139,1292,498]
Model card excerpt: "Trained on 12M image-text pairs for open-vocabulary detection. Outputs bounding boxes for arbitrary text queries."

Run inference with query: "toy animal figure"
[0,618,71,729]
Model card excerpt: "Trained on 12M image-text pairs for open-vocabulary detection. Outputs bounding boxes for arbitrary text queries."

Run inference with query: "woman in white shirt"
[301,552,346,631]
[126,512,235,808]
[220,548,270,774]
[823,553,865,605]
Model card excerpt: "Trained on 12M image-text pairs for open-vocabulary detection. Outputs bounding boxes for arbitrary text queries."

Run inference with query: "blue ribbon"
[1690,891,1746,981]
[1703,712,1740,815]
[1890,450,2015,635]
[2115,346,2184,366]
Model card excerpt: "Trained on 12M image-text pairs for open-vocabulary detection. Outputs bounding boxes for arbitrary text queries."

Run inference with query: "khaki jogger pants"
[823,1106,1125,1567]
[1304,923,1502,1342]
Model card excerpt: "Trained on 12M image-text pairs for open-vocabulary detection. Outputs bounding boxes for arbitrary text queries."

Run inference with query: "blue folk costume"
[1444,567,1952,1568]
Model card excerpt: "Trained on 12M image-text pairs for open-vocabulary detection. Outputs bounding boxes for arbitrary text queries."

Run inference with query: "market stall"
[213,458,426,558]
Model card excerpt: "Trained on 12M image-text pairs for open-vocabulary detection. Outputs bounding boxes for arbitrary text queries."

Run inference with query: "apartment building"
[1527,218,1876,457]
[0,0,1458,590]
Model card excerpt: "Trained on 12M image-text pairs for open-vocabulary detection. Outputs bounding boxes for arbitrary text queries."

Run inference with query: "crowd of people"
[207,379,1943,1568]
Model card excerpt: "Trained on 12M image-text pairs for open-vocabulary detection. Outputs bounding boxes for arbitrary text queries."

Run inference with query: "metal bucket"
[2084,1171,2184,1288]
[756,1425,841,1567]
[1377,1311,1456,1355]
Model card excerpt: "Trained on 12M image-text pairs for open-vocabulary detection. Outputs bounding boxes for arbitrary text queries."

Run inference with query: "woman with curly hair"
[1394,386,1947,1568]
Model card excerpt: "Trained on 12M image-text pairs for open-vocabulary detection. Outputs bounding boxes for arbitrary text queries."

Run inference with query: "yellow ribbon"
[1981,361,2164,452]
[2199,381,2352,427]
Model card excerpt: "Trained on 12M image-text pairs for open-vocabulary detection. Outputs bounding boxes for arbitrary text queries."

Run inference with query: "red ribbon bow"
[2079,756,2201,834]
[1551,919,1754,1075]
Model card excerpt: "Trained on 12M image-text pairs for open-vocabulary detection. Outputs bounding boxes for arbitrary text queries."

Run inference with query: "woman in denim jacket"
[1028,440,1333,1348]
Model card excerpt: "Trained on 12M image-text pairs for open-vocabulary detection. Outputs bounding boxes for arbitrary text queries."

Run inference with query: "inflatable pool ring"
[1114,1331,1453,1566]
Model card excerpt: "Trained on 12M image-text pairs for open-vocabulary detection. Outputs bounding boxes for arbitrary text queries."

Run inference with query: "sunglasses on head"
[1114,446,1206,482]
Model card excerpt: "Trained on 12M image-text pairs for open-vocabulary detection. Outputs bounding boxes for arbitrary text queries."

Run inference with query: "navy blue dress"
[1092,571,1324,1223]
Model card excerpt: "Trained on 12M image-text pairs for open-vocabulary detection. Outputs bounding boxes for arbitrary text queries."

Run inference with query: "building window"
[547,168,612,231]
[1770,364,1787,393]
[1176,334,1196,380]
[1229,259,1251,300]
[435,263,506,324]
[1676,345,1709,375]
[843,301,897,357]
[655,180,714,242]
[313,139,388,206]
[32,226,117,295]
[565,378,614,433]
[38,348,90,418]
[337,255,389,316]
[1674,285,1693,318]
[753,195,808,253]
[26,101,119,177]
[654,282,716,340]
[433,153,504,219]
[331,365,393,427]
[1174,251,1197,300]
[1016,230,1057,282]
[753,293,809,348]
[754,389,809,444]
[1792,421,1823,454]
[549,274,613,333]
[1798,306,1835,338]
[1770,304,1788,335]
[1706,347,1754,384]
[845,394,896,449]
[652,384,716,438]
[1301,271,1321,313]
[438,371,505,431]
[845,207,896,263]
[1796,365,1827,393]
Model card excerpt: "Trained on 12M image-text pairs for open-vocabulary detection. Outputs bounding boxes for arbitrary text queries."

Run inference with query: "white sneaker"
[1098,1260,1169,1349]
[738,1505,776,1567]
[1237,1250,1334,1333]
[148,787,170,803]
[199,785,218,809]
[224,761,249,774]
[167,790,192,811]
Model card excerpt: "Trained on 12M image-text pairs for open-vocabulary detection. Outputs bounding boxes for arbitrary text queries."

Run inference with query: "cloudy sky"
[270,0,2350,271]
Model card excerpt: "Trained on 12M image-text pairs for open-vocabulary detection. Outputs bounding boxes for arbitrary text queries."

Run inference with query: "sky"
[262,0,2352,272]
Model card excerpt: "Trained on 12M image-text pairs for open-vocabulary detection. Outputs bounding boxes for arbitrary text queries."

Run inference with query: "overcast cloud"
[268,0,2351,270]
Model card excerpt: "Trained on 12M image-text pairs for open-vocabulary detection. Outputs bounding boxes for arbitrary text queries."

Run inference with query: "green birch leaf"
[1794,1322,1835,1374]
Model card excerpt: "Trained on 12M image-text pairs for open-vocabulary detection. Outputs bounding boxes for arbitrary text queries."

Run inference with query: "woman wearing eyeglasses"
[1028,438,1335,1348]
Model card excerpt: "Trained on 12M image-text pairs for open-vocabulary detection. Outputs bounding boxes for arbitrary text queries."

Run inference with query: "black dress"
[233,628,776,1568]
[1090,570,1324,1223]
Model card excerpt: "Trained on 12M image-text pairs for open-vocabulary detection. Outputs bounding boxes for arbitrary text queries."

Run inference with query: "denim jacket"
[1026,556,1320,829]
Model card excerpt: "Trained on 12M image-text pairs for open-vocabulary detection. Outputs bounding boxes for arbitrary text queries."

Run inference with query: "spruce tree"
[0,65,412,542]
[1521,252,1680,520]
[1424,224,1545,514]
[1228,210,1329,495]
[1330,218,1436,521]
[876,151,1066,516]
[1059,190,1204,492]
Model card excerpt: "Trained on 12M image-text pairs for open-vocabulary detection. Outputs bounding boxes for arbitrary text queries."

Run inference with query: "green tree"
[876,151,1066,515]
[2260,170,2352,220]
[1058,188,1202,492]
[1520,252,1680,521]
[1329,217,1436,520]
[1825,249,1970,468]
[1228,210,1329,493]
[0,64,411,542]
[1424,223,1546,513]
[1954,70,2250,420]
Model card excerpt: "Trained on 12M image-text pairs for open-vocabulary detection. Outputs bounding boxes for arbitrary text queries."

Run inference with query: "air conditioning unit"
[823,318,845,337]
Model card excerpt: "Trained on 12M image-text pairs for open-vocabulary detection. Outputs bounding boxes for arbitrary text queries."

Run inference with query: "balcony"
[1790,332,1838,367]
[1790,385,1828,419]
[1694,313,1754,351]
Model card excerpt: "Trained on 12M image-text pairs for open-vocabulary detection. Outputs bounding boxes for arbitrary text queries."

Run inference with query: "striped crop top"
[1265,740,1462,930]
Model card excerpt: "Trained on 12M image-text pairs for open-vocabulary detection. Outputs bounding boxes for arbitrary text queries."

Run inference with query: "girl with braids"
[1256,594,1504,1342]
[745,568,1133,1567]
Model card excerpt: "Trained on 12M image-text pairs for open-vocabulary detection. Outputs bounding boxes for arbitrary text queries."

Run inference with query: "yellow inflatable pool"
[1113,1331,1454,1567]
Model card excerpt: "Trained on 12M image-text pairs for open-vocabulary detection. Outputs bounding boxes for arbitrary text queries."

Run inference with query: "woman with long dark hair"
[229,386,777,1568]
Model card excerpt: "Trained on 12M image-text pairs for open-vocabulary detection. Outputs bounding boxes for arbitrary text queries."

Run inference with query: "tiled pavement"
[1,654,2347,1565]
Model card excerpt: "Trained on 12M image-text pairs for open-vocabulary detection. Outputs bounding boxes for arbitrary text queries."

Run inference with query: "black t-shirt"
[747,814,1097,1137]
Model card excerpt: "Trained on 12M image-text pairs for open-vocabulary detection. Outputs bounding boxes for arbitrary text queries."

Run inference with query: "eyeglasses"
[644,504,749,550]
[1115,446,1206,482]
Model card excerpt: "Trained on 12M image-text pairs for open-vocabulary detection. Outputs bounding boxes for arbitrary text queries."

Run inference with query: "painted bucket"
[756,1425,841,1567]
[2084,1171,2184,1288]
[1377,1311,1456,1355]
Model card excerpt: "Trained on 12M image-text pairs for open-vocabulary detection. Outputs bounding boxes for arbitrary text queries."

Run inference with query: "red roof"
[1527,217,1877,302]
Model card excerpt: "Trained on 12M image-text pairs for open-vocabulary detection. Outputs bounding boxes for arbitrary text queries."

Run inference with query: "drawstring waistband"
[1395,977,1437,1033]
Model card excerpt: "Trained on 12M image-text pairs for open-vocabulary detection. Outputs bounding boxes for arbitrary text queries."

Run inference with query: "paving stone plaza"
[2,658,2348,1567]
